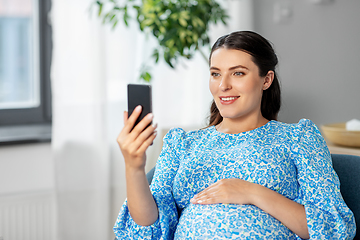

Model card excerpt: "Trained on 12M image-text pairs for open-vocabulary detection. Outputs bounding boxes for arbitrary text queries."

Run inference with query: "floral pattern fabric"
[114,119,356,239]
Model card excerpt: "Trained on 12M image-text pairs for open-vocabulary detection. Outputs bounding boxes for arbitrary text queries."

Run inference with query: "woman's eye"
[234,72,244,76]
[211,72,220,77]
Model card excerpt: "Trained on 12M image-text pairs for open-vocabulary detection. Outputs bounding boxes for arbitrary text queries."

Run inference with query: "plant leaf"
[152,49,160,63]
[144,72,151,82]
[97,2,103,16]
[113,19,119,28]
[140,70,152,82]
[179,18,187,27]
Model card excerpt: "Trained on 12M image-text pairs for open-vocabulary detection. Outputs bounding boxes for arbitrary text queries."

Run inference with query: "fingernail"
[147,113,153,120]
[135,105,142,112]
[152,123,158,128]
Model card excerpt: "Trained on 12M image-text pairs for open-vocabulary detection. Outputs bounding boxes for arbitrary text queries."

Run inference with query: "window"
[0,0,52,143]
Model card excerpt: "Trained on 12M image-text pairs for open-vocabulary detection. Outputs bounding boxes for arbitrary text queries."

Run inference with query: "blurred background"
[0,0,359,239]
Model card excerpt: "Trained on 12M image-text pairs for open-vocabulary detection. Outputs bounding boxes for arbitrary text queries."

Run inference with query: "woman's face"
[209,48,273,121]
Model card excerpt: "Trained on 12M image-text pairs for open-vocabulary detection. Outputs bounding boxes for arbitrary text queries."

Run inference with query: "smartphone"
[127,84,152,130]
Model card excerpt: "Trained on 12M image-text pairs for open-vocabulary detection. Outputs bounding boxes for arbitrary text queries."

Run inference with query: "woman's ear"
[263,71,274,90]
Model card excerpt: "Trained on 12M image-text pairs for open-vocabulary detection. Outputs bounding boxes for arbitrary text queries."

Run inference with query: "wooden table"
[326,142,360,157]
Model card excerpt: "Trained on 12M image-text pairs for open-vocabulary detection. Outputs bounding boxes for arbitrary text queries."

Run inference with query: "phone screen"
[127,84,152,129]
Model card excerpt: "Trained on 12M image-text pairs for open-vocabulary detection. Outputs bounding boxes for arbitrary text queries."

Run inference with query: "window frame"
[0,0,52,143]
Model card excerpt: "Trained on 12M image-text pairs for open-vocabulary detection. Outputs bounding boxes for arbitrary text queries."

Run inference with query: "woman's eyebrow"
[229,65,249,71]
[210,66,220,71]
[210,65,249,71]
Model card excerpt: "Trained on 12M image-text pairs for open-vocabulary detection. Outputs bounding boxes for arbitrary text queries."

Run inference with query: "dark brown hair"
[208,31,281,127]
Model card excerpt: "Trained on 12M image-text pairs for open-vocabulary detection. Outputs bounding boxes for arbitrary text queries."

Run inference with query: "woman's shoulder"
[292,119,319,135]
[272,119,321,140]
[272,118,315,130]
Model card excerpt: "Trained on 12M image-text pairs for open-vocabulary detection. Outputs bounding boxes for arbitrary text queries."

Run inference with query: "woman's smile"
[219,96,240,105]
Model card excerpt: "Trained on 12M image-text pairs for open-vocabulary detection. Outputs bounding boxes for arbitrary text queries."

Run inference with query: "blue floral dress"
[114,119,356,239]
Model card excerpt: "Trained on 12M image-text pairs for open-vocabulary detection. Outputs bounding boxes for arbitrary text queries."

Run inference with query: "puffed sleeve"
[114,128,185,239]
[291,119,356,239]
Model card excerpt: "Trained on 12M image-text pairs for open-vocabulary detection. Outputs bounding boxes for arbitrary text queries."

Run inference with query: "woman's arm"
[291,120,355,239]
[114,126,184,239]
[190,179,310,239]
[125,167,158,226]
[251,182,309,239]
[117,106,158,226]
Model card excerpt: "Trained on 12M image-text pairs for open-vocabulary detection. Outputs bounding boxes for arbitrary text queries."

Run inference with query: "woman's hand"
[191,178,310,239]
[117,105,159,226]
[190,178,255,205]
[117,105,157,171]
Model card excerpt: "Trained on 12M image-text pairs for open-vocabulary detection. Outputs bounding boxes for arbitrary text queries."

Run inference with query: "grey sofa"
[331,154,359,239]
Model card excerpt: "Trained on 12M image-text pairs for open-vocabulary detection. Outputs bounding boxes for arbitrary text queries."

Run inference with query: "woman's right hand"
[117,105,157,171]
[117,105,159,226]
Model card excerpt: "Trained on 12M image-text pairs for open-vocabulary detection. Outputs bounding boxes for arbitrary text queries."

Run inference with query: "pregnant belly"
[174,203,296,240]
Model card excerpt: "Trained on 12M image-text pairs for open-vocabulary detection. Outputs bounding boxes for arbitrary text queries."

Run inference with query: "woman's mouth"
[219,96,240,105]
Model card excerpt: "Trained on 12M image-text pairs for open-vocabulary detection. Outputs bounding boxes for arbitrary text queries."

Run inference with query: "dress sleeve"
[113,128,185,239]
[291,119,356,239]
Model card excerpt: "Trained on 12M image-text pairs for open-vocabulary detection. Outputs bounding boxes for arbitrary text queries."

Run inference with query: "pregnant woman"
[114,31,356,239]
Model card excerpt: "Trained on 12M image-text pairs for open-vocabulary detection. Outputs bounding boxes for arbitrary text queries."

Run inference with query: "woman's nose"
[219,76,232,91]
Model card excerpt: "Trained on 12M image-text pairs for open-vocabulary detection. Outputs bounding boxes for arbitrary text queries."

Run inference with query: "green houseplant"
[95,0,228,82]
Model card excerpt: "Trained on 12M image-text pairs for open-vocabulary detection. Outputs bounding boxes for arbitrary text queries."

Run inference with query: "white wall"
[0,143,56,240]
[253,0,360,126]
[0,143,54,195]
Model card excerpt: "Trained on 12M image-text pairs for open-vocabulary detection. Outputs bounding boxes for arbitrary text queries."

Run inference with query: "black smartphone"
[127,84,152,130]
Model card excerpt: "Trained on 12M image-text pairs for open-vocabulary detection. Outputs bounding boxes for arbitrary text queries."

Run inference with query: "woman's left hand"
[190,178,256,205]
[191,178,310,239]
